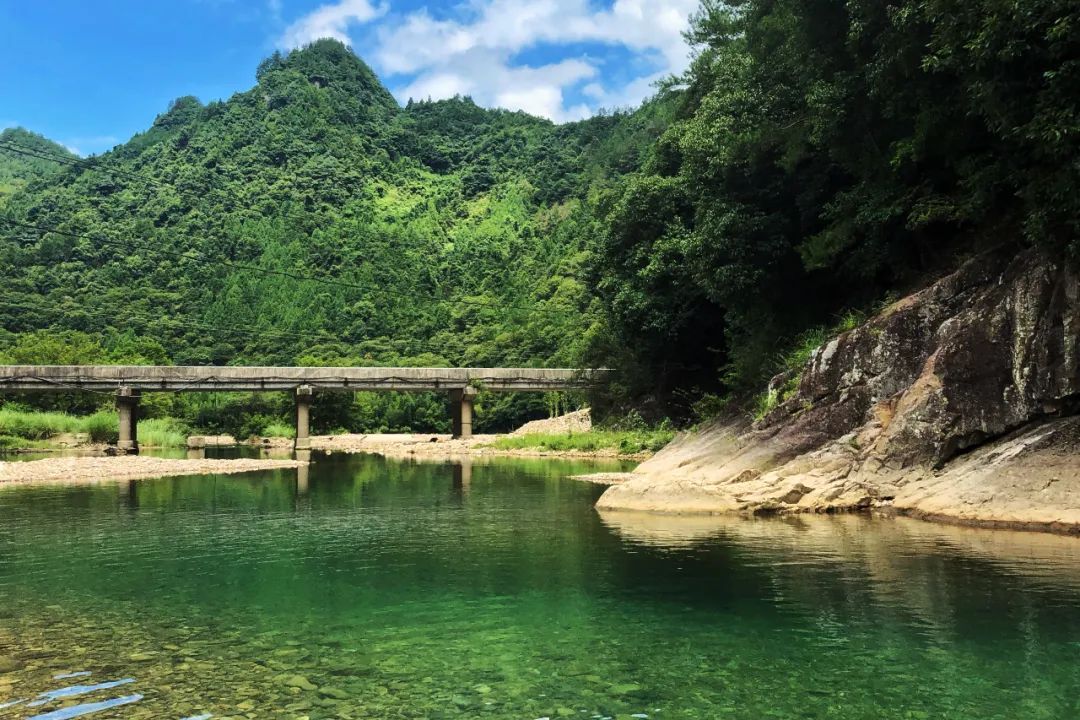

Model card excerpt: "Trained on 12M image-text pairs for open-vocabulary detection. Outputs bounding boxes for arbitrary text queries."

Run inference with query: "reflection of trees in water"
[599,510,1080,650]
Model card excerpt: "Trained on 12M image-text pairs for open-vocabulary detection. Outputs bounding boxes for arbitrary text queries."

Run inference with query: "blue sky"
[0,0,697,156]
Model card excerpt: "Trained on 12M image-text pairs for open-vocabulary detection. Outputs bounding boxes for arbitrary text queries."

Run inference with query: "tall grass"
[0,408,189,448]
[0,407,91,440]
[138,418,189,448]
[261,422,295,439]
[82,410,119,443]
[487,429,675,455]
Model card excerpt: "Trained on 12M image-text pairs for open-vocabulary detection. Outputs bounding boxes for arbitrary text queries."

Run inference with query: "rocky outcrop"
[598,247,1080,533]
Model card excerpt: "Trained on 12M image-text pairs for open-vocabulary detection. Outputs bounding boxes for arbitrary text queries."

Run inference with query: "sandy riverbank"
[283,433,654,461]
[0,456,304,486]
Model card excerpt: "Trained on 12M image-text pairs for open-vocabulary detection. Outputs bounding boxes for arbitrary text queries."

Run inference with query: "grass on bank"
[487,429,676,455]
[137,418,189,448]
[0,434,50,451]
[0,408,190,449]
[0,407,117,442]
[261,422,295,439]
[750,306,883,422]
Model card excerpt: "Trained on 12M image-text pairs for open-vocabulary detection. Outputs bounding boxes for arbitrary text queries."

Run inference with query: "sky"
[0,0,699,156]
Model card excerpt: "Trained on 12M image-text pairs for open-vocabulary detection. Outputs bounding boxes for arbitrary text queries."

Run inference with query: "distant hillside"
[0,39,668,430]
[0,40,661,367]
[0,127,75,203]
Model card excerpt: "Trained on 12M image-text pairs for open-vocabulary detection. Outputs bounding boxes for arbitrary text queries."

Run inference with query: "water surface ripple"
[0,454,1078,718]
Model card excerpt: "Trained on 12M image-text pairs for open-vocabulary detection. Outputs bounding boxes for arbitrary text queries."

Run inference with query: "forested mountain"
[2,0,1077,433]
[0,39,668,431]
[590,0,1079,415]
[0,128,75,203]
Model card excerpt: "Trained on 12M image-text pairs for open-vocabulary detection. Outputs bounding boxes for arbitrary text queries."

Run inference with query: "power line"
[0,217,574,318]
[0,141,163,187]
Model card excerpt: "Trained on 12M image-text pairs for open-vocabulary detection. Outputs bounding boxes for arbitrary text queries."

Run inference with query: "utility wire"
[0,141,164,187]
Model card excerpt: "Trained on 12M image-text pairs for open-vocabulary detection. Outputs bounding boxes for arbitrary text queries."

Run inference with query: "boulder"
[598,247,1080,533]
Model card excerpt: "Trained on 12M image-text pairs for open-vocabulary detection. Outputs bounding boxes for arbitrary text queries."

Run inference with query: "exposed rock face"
[598,247,1080,533]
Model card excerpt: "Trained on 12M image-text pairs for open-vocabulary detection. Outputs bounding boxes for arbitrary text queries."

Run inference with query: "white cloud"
[380,0,697,121]
[278,0,386,49]
[377,0,696,77]
[277,0,698,122]
[397,50,597,122]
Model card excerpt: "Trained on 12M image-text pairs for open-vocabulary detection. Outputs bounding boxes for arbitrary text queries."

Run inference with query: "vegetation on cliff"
[592,0,1080,414]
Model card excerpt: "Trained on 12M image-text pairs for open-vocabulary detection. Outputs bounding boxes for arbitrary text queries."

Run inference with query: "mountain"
[8,0,1071,435]
[0,127,75,203]
[0,39,665,431]
[0,41,654,366]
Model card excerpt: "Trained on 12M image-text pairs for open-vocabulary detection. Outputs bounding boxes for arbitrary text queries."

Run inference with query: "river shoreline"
[0,456,304,485]
[289,433,655,461]
[1,432,654,461]
[0,431,650,486]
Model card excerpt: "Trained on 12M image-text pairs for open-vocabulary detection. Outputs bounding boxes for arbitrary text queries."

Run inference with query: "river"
[1,453,1078,718]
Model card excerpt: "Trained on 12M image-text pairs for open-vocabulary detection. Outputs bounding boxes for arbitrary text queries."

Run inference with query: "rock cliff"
[597,247,1080,533]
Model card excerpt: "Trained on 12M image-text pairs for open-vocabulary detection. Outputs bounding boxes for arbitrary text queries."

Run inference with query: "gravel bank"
[0,456,303,485]
[307,433,649,460]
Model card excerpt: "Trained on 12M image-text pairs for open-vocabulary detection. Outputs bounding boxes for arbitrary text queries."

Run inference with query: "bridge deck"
[0,366,602,393]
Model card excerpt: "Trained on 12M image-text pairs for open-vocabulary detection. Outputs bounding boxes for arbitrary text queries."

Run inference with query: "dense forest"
[1,0,1077,436]
[0,128,75,202]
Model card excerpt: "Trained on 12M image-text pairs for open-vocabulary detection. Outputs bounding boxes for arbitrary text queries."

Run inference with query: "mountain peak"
[256,39,399,115]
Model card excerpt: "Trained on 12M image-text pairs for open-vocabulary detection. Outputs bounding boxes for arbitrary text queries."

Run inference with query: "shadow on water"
[0,453,1077,719]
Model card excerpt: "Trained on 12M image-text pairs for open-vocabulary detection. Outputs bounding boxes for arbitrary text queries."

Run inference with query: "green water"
[1,455,1078,719]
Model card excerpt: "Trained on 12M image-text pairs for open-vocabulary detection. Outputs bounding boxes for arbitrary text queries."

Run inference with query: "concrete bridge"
[0,365,603,452]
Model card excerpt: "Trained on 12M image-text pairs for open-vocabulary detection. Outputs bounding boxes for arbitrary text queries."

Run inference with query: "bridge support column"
[116,388,140,455]
[296,451,311,495]
[295,382,313,451]
[450,387,476,439]
[294,385,313,451]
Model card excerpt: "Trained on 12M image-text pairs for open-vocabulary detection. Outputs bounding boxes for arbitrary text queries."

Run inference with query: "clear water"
[1,454,1078,719]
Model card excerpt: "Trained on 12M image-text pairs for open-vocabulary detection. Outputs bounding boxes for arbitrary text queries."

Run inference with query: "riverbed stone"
[282,674,318,691]
[319,686,349,699]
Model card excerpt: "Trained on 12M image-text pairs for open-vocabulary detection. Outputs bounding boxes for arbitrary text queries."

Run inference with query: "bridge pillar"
[116,388,140,455]
[296,451,311,494]
[294,385,313,451]
[450,386,476,439]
